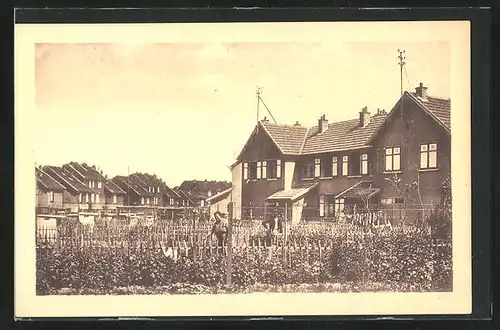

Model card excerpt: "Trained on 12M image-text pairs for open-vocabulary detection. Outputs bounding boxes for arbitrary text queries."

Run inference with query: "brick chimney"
[294,121,301,126]
[415,82,428,100]
[261,116,269,123]
[318,114,328,134]
[359,106,371,127]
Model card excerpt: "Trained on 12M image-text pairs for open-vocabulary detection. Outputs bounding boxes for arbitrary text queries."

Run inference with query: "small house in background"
[178,179,232,207]
[206,187,233,218]
[35,166,66,214]
[173,188,196,207]
[112,175,153,206]
[129,173,164,206]
[62,162,106,210]
[43,165,96,212]
[102,178,126,209]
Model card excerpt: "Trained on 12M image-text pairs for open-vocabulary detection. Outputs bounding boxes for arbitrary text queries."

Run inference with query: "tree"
[427,176,452,240]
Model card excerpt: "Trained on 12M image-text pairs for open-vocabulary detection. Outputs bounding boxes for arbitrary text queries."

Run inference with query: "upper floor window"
[420,143,438,169]
[141,197,145,205]
[385,147,401,172]
[248,162,258,179]
[146,197,150,205]
[302,161,314,178]
[85,193,89,203]
[91,193,95,203]
[256,161,262,179]
[113,195,117,204]
[96,194,100,204]
[342,156,349,176]
[266,159,281,179]
[243,163,248,179]
[360,154,369,175]
[314,158,321,177]
[97,181,102,189]
[261,161,267,179]
[49,191,54,202]
[321,157,333,177]
[157,186,160,193]
[79,193,83,203]
[170,198,175,205]
[332,157,338,176]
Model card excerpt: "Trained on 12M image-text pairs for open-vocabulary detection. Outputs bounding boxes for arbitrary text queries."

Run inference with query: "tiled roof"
[260,122,309,155]
[179,180,232,198]
[335,181,380,199]
[112,175,153,197]
[257,115,385,156]
[43,166,95,194]
[104,179,126,195]
[35,167,66,191]
[174,188,196,204]
[64,162,103,180]
[164,185,181,199]
[206,187,232,203]
[409,93,451,130]
[302,116,386,155]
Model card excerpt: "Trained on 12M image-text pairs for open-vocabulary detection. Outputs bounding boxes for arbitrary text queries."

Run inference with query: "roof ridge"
[410,91,451,102]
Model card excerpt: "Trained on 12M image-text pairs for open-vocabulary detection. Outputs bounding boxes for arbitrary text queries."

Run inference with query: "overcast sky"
[34,41,450,187]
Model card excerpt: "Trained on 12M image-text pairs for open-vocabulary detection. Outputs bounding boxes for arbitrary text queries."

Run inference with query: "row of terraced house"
[35,161,232,217]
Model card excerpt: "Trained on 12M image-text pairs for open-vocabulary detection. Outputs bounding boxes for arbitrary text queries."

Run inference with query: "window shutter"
[256,162,262,179]
[262,161,267,179]
[276,160,281,178]
[243,163,248,180]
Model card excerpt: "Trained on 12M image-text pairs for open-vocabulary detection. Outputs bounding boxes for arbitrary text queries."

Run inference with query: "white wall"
[284,161,296,190]
[231,162,242,219]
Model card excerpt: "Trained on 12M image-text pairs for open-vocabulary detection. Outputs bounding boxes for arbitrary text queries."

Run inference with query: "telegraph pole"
[256,86,262,123]
[398,49,406,116]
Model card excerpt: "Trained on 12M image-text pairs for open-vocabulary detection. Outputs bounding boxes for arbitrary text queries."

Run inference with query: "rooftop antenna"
[256,86,277,124]
[256,86,262,124]
[398,49,406,117]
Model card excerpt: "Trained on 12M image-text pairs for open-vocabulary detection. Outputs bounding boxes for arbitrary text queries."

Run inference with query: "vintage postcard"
[15,21,471,318]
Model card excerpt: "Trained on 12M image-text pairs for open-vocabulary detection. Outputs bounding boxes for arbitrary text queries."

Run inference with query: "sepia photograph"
[15,21,471,317]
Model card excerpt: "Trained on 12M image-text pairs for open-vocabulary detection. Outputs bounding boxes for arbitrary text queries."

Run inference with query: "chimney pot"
[415,82,428,99]
[318,115,328,134]
[359,107,371,127]
[294,121,300,126]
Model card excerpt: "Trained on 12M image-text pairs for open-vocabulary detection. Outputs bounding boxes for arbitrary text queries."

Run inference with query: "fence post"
[226,212,233,287]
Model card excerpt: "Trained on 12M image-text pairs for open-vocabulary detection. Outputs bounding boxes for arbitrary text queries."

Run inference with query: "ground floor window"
[319,195,325,217]
[335,198,345,215]
[381,197,404,204]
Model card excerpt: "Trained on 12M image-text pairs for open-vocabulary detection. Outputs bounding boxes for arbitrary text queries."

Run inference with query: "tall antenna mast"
[398,49,406,115]
[256,86,262,123]
[255,87,277,124]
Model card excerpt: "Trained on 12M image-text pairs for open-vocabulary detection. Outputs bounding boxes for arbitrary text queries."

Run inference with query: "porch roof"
[335,181,380,199]
[266,182,318,202]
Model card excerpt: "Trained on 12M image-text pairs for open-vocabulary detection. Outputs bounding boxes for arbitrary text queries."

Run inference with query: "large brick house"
[230,83,451,223]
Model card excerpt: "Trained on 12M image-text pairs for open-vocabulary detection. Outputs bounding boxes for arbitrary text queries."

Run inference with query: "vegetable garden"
[36,215,452,295]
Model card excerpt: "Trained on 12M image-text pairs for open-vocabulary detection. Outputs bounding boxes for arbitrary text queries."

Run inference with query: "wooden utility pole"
[256,86,262,123]
[398,49,406,118]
